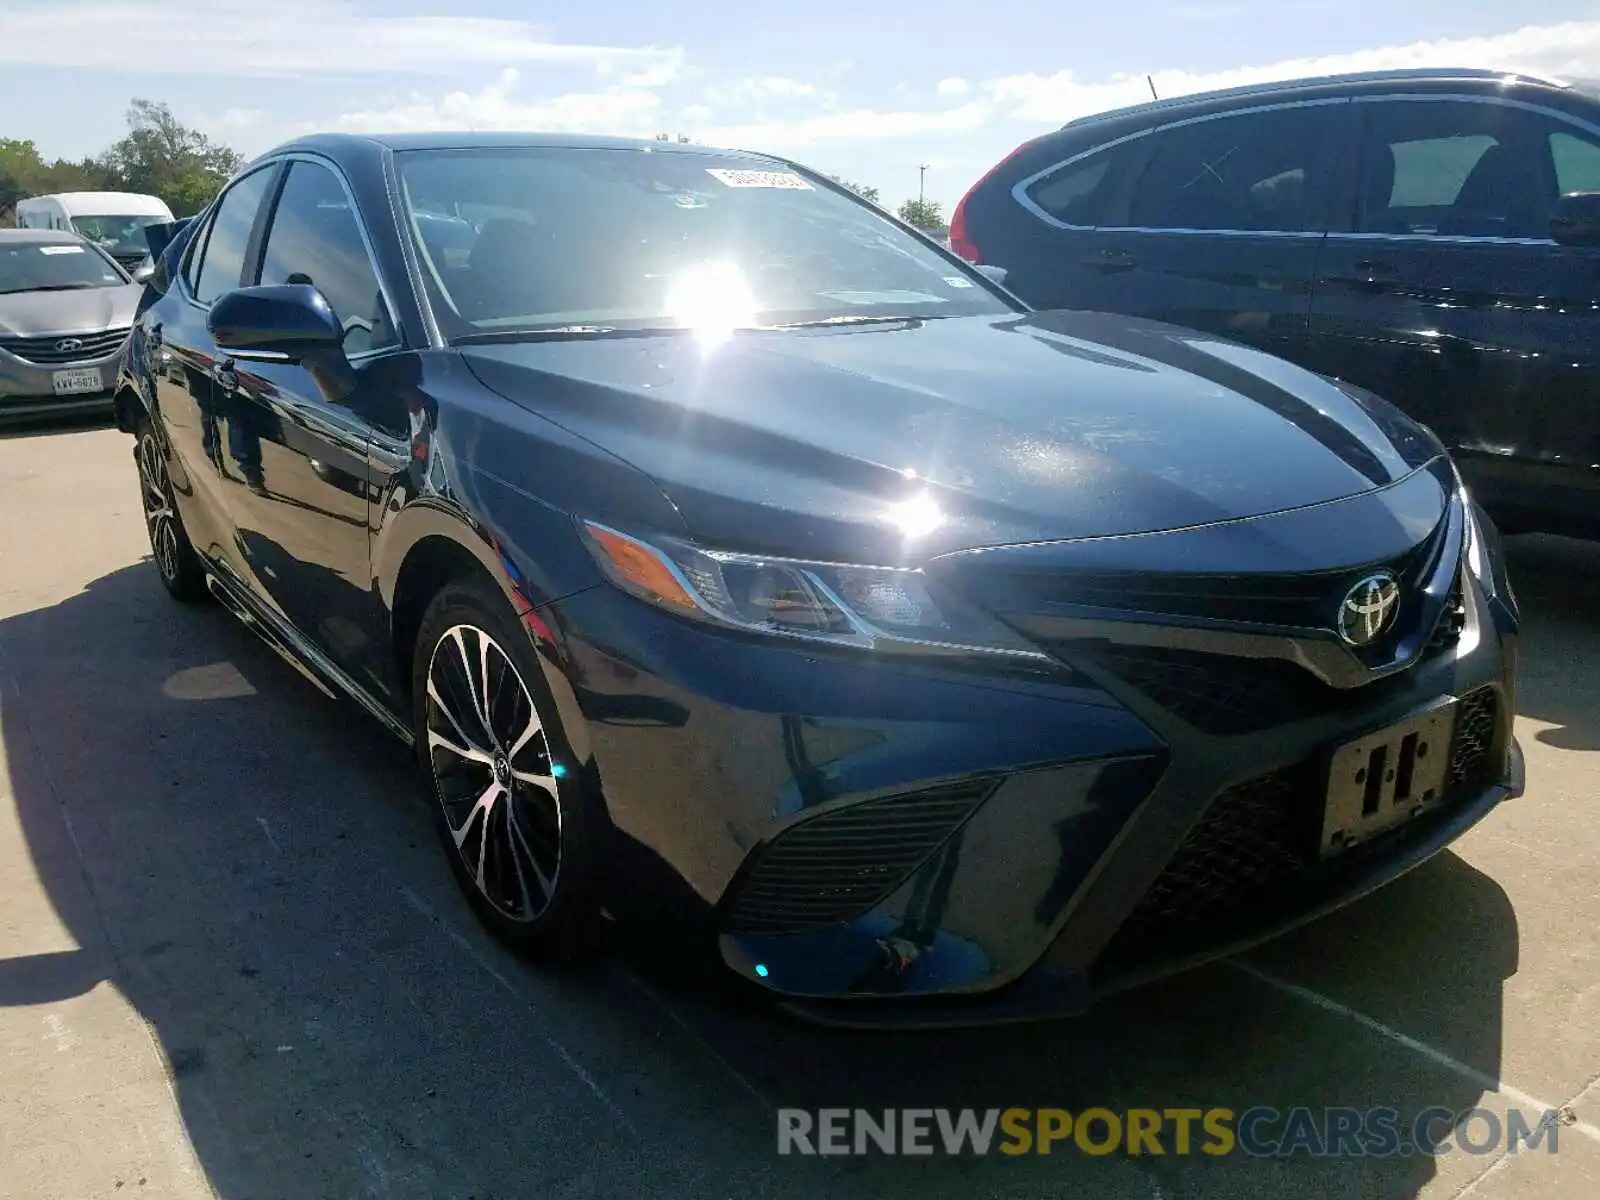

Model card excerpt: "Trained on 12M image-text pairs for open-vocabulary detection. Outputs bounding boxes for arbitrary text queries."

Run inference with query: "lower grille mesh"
[1099,686,1502,969]
[722,780,994,935]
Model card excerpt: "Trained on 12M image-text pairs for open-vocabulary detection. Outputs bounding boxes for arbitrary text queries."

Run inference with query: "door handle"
[213,360,239,393]
[1086,248,1136,273]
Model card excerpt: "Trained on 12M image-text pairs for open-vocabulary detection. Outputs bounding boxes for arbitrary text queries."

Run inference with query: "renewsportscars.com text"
[777,1106,1567,1158]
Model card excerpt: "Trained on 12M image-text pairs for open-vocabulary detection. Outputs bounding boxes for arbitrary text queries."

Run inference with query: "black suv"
[951,68,1600,540]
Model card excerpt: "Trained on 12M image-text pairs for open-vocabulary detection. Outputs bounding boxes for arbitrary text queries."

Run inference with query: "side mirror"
[974,263,1009,287]
[142,217,193,261]
[132,261,155,283]
[1551,192,1600,248]
[207,284,356,401]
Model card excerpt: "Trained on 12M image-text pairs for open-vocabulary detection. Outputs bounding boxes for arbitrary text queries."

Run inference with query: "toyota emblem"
[1337,572,1401,647]
[54,337,85,353]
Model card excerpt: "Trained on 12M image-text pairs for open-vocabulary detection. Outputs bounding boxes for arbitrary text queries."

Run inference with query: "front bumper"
[0,347,121,421]
[542,516,1520,1024]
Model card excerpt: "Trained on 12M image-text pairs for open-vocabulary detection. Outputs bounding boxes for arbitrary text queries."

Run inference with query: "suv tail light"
[949,140,1032,263]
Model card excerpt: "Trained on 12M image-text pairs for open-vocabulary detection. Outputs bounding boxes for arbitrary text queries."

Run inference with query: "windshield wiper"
[453,325,686,345]
[767,314,931,330]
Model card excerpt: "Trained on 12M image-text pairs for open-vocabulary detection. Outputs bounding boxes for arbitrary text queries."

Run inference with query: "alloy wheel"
[138,432,181,583]
[424,623,563,923]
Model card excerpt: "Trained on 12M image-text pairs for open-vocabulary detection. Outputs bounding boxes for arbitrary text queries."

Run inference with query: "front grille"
[0,328,129,365]
[998,537,1438,631]
[1098,685,1502,970]
[1079,645,1394,736]
[722,779,995,935]
[1099,765,1313,961]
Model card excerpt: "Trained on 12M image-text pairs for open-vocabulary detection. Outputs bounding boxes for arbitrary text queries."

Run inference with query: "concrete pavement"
[0,420,1596,1199]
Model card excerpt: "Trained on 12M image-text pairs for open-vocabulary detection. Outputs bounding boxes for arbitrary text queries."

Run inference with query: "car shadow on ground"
[0,532,1586,1197]
[1502,533,1600,753]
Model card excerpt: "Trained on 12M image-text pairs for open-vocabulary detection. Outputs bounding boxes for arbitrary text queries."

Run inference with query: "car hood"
[0,284,141,336]
[461,310,1444,564]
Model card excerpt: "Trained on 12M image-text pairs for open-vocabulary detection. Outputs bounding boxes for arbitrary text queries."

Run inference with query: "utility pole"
[918,163,931,204]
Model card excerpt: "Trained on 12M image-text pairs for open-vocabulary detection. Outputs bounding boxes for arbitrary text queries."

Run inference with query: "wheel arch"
[380,502,597,770]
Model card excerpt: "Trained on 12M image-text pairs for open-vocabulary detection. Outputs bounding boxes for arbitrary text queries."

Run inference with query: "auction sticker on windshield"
[705,169,814,190]
[39,245,85,255]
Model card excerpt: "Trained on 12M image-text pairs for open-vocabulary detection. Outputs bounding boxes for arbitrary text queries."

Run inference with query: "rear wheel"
[135,418,206,602]
[412,581,601,957]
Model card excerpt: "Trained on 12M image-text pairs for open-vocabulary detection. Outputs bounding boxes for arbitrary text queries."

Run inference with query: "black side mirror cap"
[1551,191,1600,248]
[207,284,356,402]
[208,284,345,357]
[142,217,192,261]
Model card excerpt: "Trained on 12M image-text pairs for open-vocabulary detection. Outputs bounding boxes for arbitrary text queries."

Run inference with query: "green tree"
[96,99,245,216]
[896,197,944,229]
[828,175,881,205]
[0,138,45,214]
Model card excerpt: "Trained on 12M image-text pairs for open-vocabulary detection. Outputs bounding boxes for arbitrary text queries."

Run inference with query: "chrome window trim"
[1012,89,1600,244]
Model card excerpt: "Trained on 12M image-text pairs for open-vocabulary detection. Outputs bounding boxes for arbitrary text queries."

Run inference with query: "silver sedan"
[0,228,141,422]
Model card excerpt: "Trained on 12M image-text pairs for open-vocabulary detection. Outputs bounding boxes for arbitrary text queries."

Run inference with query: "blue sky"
[3,1,1598,212]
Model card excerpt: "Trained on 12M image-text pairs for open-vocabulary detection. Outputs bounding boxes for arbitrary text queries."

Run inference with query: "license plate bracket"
[52,367,103,396]
[1320,699,1457,857]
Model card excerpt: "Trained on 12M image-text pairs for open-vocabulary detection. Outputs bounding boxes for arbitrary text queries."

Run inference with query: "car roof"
[260,130,784,161]
[0,228,90,245]
[1059,67,1575,132]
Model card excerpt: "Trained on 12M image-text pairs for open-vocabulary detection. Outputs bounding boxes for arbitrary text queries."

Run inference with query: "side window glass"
[193,168,274,304]
[1550,130,1600,195]
[1125,106,1335,233]
[257,161,397,356]
[1025,156,1114,225]
[181,212,215,293]
[1358,101,1557,239]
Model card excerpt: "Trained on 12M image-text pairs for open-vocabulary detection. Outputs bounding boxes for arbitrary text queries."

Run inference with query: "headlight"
[579,521,1050,662]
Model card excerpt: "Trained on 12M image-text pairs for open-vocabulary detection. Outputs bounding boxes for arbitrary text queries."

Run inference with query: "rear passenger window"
[1025,157,1114,225]
[1124,106,1336,233]
[1551,131,1600,195]
[1357,101,1560,239]
[192,167,274,304]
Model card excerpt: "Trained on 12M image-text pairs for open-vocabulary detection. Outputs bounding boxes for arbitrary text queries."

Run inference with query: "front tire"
[134,418,206,603]
[412,581,601,958]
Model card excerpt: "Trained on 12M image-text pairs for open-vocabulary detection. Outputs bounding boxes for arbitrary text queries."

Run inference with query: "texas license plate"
[52,367,103,395]
[1320,698,1457,857]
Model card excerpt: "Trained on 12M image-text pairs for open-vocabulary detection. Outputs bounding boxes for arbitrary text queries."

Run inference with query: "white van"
[15,192,176,275]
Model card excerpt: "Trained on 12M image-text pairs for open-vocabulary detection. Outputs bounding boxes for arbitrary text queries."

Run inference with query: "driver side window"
[256,160,398,356]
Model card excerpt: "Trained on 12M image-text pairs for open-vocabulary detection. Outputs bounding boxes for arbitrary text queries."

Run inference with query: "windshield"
[70,213,167,258]
[396,147,1012,338]
[0,241,128,294]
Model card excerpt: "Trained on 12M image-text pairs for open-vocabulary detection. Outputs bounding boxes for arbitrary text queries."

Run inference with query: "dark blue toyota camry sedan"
[115,132,1523,1025]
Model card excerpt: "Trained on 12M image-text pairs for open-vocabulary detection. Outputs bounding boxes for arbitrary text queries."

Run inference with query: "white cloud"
[0,0,678,77]
[936,77,971,97]
[334,68,668,137]
[698,102,993,153]
[989,20,1600,124]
